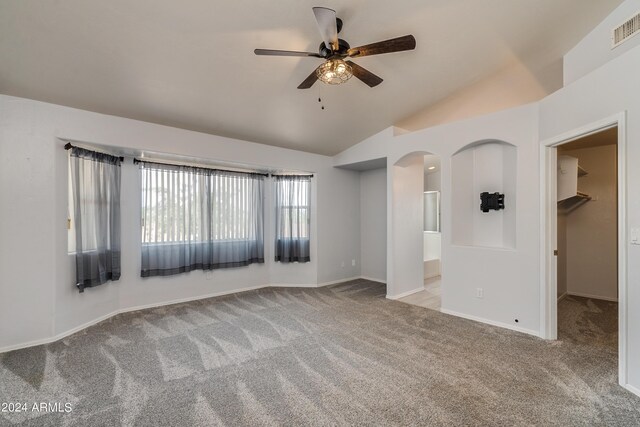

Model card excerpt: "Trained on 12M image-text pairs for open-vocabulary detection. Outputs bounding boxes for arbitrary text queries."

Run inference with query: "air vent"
[612,12,640,49]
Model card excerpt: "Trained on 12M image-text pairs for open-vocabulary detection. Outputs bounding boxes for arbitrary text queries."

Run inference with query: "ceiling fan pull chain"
[317,86,325,110]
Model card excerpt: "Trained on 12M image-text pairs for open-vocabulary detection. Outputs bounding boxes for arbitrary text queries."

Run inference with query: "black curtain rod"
[134,158,270,177]
[272,174,314,178]
[134,158,314,178]
[64,144,312,177]
[64,142,124,162]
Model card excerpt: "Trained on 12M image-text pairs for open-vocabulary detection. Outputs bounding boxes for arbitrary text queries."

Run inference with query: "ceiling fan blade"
[347,35,416,58]
[312,7,338,51]
[346,61,383,87]
[297,66,320,89]
[254,49,323,58]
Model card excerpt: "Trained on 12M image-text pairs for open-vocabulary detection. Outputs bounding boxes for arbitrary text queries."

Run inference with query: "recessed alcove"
[451,140,517,249]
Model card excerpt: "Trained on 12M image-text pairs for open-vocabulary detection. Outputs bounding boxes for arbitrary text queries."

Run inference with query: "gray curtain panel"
[274,175,311,263]
[139,161,265,277]
[69,147,122,292]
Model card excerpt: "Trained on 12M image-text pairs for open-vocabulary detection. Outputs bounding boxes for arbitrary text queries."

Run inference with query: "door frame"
[539,112,627,387]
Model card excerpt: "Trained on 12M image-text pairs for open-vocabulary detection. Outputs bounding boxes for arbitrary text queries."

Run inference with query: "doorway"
[422,155,442,310]
[398,154,442,311]
[556,128,618,353]
[542,114,627,387]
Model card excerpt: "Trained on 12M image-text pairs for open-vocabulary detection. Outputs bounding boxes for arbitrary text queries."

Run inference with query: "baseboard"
[0,310,120,354]
[386,286,424,300]
[118,284,267,314]
[566,291,618,302]
[316,276,363,287]
[269,276,365,288]
[0,284,267,354]
[268,283,318,288]
[624,383,640,398]
[359,276,386,284]
[557,292,568,302]
[0,277,374,354]
[439,308,539,337]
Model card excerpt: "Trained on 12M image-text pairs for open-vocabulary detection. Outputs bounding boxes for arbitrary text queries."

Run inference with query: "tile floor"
[399,276,441,311]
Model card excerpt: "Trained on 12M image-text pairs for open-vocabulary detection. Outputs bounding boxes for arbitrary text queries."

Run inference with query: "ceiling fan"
[254,7,416,89]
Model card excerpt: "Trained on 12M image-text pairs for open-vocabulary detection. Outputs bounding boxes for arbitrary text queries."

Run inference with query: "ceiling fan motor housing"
[319,39,351,58]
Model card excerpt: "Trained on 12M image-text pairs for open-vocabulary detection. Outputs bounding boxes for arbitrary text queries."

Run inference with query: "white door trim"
[539,112,627,388]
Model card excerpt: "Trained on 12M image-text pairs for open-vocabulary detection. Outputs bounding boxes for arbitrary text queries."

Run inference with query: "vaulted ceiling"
[0,0,623,155]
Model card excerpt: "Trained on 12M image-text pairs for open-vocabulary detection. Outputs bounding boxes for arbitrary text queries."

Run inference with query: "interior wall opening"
[555,126,619,365]
[398,153,442,311]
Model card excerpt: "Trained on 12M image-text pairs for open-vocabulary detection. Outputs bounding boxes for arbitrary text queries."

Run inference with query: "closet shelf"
[558,192,591,215]
[557,155,590,214]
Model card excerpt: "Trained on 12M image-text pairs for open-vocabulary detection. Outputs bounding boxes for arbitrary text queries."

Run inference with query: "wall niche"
[451,140,517,249]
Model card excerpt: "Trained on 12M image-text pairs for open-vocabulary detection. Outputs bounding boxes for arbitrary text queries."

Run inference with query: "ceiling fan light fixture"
[255,7,415,89]
[316,59,352,85]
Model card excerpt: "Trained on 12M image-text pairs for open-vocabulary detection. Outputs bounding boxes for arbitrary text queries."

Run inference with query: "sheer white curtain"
[69,147,122,292]
[274,175,311,263]
[139,161,265,277]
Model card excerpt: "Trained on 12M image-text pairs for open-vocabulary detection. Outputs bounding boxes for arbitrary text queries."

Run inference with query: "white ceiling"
[559,126,618,151]
[0,0,623,155]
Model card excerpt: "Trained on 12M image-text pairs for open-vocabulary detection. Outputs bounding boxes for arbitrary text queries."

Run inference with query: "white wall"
[564,0,640,85]
[390,153,426,298]
[540,45,640,393]
[423,234,441,262]
[562,145,618,301]
[451,141,517,249]
[337,104,542,335]
[424,170,442,271]
[316,167,361,284]
[424,171,441,192]
[359,168,387,283]
[0,94,361,351]
[336,104,541,330]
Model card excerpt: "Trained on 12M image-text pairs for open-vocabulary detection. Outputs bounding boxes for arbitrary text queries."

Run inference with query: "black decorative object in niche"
[480,192,505,213]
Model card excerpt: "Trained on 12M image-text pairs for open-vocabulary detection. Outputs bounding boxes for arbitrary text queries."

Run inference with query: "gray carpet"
[1,280,638,426]
[558,295,618,350]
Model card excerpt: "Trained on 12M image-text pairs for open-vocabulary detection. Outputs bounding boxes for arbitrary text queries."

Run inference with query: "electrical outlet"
[476,288,483,298]
[341,261,345,268]
[351,259,356,266]
[205,271,214,280]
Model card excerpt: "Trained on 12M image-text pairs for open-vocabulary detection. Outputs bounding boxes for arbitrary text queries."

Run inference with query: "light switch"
[631,228,640,245]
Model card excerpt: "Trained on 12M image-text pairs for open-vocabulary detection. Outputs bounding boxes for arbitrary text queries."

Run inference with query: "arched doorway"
[388,151,442,311]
